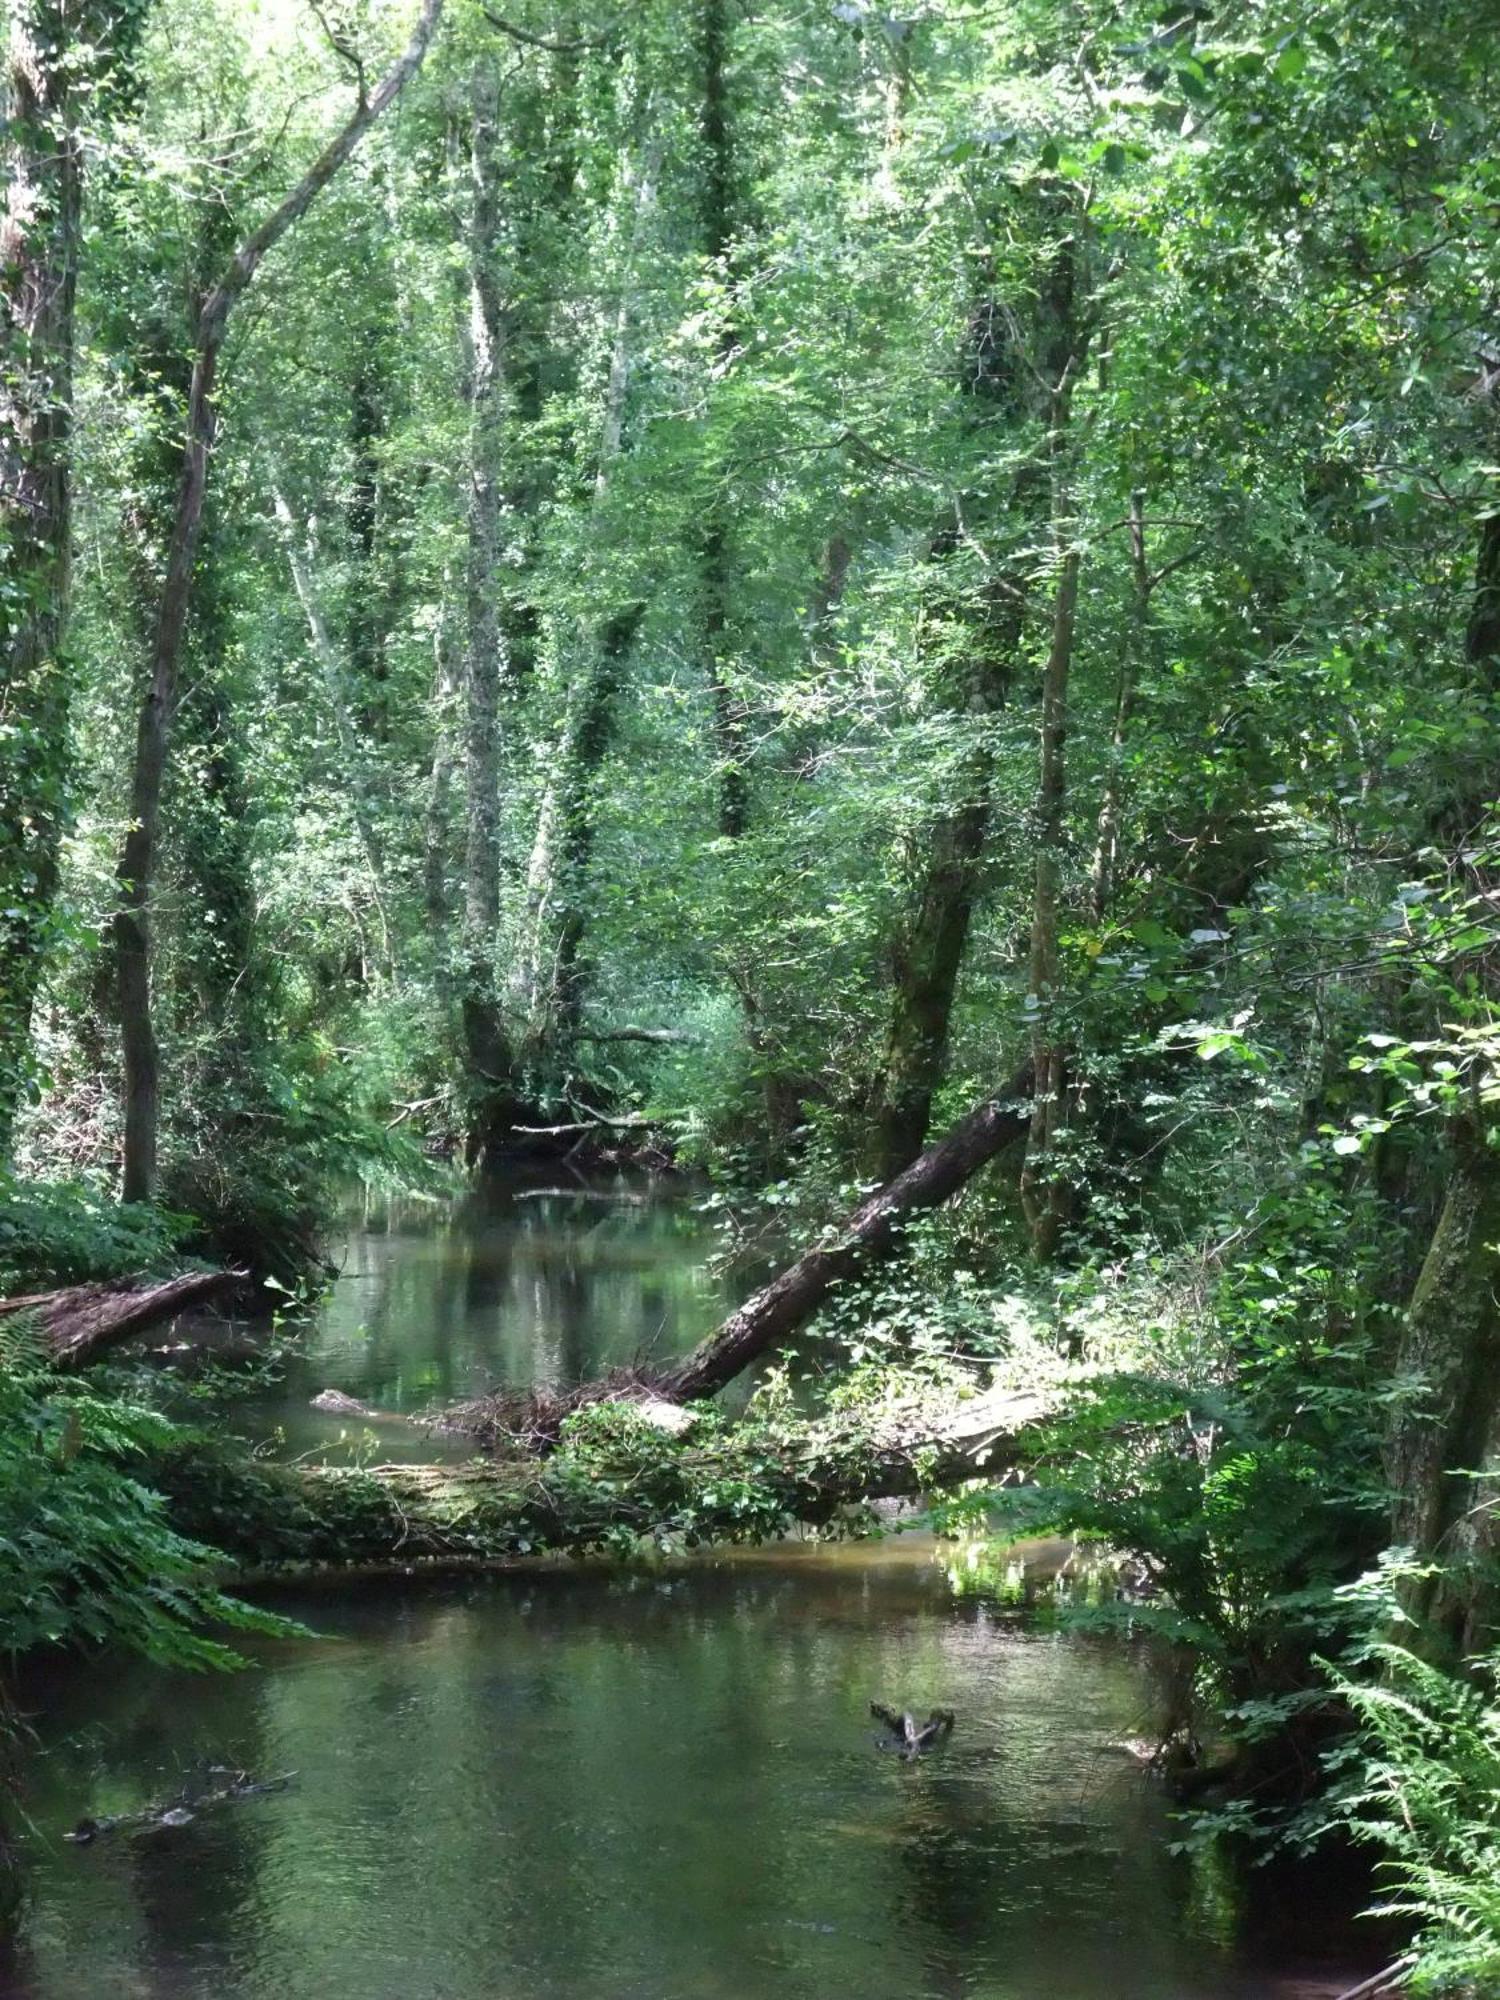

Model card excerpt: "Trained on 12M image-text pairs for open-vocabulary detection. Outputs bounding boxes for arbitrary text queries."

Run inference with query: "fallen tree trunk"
[159,1383,1051,1580]
[662,1065,1032,1400]
[0,1269,245,1369]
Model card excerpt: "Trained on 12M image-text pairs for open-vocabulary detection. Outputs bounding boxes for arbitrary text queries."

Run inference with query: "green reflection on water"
[11,1554,1257,2000]
[2,1189,1371,1999]
[243,1179,732,1461]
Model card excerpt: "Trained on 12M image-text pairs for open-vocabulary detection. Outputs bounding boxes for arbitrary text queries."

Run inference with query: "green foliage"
[1325,1629,1500,1996]
[0,1368,300,1670]
[0,1176,190,1293]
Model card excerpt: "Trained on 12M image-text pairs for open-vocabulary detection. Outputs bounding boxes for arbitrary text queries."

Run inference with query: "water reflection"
[6,1554,1329,2000]
[245,1178,730,1459]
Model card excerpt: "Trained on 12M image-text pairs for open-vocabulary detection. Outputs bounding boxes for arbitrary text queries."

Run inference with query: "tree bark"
[271,490,395,976]
[424,606,459,966]
[111,0,445,1204]
[1385,1120,1500,1653]
[1019,528,1082,1259]
[697,0,750,839]
[872,221,1084,1181]
[524,126,660,1050]
[1089,488,1149,921]
[0,1269,244,1370]
[458,62,522,1154]
[0,3,100,1155]
[534,603,647,1043]
[662,1063,1033,1400]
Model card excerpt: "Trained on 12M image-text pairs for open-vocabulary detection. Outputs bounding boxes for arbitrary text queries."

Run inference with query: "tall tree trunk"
[533,603,646,1044]
[1090,488,1149,921]
[458,62,521,1154]
[111,0,445,1203]
[697,0,749,839]
[1018,530,1081,1258]
[271,490,395,976]
[524,127,660,1052]
[1386,1118,1500,1653]
[1383,390,1500,1654]
[424,606,459,969]
[0,2,93,1155]
[873,231,1082,1180]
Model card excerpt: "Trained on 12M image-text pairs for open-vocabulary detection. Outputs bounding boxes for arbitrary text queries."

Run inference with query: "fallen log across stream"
[157,1384,1054,1580]
[452,1063,1037,1450]
[662,1064,1033,1400]
[0,1268,246,1369]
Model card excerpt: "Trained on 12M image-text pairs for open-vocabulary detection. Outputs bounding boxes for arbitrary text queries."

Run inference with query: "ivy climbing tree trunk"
[524,124,659,1056]
[271,489,395,977]
[873,216,1084,1181]
[697,0,750,840]
[458,61,522,1157]
[1386,1118,1500,1654]
[0,2,108,1155]
[111,0,446,1203]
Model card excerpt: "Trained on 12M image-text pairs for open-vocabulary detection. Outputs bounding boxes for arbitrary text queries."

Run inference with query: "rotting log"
[0,1269,245,1369]
[661,1066,1032,1400]
[160,1384,1051,1581]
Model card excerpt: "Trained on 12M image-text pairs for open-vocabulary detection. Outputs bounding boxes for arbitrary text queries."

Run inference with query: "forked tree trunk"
[112,0,446,1203]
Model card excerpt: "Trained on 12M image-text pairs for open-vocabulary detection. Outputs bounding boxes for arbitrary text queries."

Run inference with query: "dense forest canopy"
[4,0,1500,1988]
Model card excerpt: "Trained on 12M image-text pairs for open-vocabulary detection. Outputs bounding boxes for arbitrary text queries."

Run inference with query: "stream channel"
[4,1179,1384,1998]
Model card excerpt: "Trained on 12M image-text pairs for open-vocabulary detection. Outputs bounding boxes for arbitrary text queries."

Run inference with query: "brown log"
[0,1269,244,1369]
[661,1066,1032,1400]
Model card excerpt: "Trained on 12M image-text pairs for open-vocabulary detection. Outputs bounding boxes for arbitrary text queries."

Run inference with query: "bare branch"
[479,7,611,52]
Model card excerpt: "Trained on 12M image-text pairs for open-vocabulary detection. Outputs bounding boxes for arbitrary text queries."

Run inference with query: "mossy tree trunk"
[1386,1119,1500,1653]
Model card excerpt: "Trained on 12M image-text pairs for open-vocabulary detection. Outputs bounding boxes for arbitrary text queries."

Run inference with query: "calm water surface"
[242,1178,733,1460]
[3,1185,1377,1998]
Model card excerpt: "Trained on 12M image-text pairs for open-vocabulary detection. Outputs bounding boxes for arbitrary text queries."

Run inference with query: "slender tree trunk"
[873,234,1082,1179]
[524,128,660,1051]
[534,603,646,1042]
[873,576,1024,1179]
[697,0,749,839]
[458,63,521,1154]
[424,607,459,965]
[0,2,92,1155]
[1019,533,1081,1257]
[271,489,395,976]
[1090,487,1150,921]
[111,0,445,1203]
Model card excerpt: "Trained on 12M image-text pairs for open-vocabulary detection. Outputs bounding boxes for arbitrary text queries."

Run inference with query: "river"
[2,1182,1384,1998]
